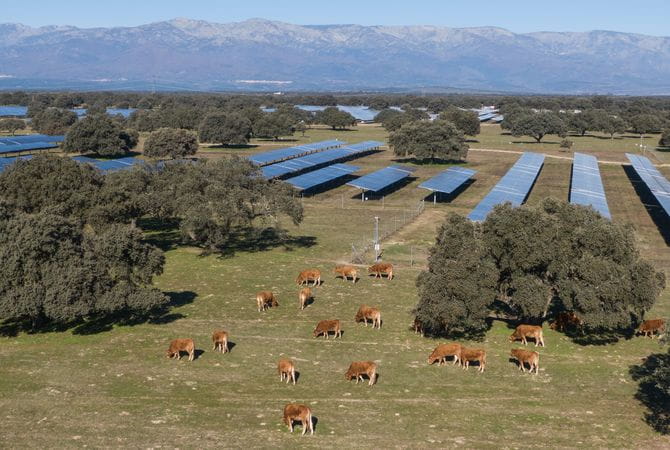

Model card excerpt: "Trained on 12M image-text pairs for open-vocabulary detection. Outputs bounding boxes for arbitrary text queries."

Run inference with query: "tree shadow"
[203,144,259,150]
[214,227,317,258]
[629,350,670,434]
[256,138,299,143]
[623,165,670,246]
[511,140,560,145]
[390,157,468,166]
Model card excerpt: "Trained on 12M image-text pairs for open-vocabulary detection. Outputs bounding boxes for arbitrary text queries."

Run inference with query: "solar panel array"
[284,164,359,191]
[0,106,28,117]
[570,153,611,219]
[418,167,477,194]
[73,156,144,172]
[261,141,383,179]
[249,140,344,166]
[626,153,670,217]
[0,134,64,155]
[468,152,545,222]
[346,165,415,192]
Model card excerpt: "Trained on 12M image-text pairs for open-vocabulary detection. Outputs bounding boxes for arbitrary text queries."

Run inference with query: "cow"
[211,330,229,353]
[412,318,424,336]
[282,403,314,435]
[334,265,358,283]
[637,318,666,338]
[509,324,545,347]
[510,348,540,374]
[459,348,486,372]
[368,263,394,280]
[313,319,342,339]
[427,343,462,366]
[166,338,195,361]
[298,287,312,310]
[256,291,279,312]
[296,269,321,286]
[345,361,378,386]
[550,311,582,332]
[354,305,381,329]
[277,358,296,385]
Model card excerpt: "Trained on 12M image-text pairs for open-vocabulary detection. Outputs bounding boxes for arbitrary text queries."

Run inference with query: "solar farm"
[2,125,670,448]
[0,134,64,156]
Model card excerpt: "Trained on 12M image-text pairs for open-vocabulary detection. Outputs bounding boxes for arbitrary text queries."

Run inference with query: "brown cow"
[313,319,342,339]
[298,287,312,310]
[345,361,378,386]
[509,325,545,347]
[283,403,313,435]
[256,291,279,312]
[334,265,358,283]
[550,311,582,332]
[211,330,229,353]
[412,318,424,336]
[459,348,486,372]
[510,348,540,374]
[354,305,381,329]
[166,338,195,361]
[296,269,321,286]
[427,343,462,366]
[638,318,666,338]
[368,263,393,280]
[277,358,296,385]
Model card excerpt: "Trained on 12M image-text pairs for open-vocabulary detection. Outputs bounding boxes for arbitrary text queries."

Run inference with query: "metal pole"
[374,216,380,262]
[341,193,344,209]
[361,191,364,202]
[410,246,413,266]
[434,192,436,205]
[382,196,385,209]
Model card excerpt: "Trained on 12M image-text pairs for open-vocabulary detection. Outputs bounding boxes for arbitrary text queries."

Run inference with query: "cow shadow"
[193,349,205,360]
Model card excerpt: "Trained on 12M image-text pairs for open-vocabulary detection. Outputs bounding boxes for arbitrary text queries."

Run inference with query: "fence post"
[410,246,413,266]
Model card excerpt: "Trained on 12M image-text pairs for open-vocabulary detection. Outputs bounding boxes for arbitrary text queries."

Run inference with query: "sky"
[3,0,669,36]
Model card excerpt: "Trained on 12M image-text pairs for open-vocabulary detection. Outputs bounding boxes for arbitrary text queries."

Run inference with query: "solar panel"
[72,156,144,173]
[346,165,415,192]
[626,153,670,218]
[468,152,545,222]
[261,140,383,179]
[0,106,28,117]
[249,140,345,166]
[0,142,58,154]
[570,153,611,219]
[0,134,65,144]
[284,163,359,191]
[418,167,477,194]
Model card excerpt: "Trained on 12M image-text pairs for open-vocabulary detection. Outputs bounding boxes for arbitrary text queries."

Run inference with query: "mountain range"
[1,18,669,94]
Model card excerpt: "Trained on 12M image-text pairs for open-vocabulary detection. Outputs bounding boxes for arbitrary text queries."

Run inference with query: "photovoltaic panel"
[418,167,477,194]
[0,142,58,154]
[73,156,145,173]
[0,134,64,145]
[468,152,545,222]
[284,163,359,191]
[346,165,415,192]
[570,153,611,219]
[261,140,383,179]
[626,153,670,218]
[249,139,344,165]
[0,106,28,117]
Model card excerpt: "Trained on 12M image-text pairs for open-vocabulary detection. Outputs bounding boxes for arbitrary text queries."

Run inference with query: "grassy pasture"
[1,124,670,447]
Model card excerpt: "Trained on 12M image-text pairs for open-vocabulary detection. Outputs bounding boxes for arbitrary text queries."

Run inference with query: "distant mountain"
[1,18,669,94]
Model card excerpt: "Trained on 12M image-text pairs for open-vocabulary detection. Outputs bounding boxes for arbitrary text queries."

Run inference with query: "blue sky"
[4,0,669,36]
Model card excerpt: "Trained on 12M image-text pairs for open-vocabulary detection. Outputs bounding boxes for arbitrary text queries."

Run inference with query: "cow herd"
[165,261,666,436]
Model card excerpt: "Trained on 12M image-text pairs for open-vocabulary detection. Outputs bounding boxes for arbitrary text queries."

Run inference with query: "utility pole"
[373,216,380,262]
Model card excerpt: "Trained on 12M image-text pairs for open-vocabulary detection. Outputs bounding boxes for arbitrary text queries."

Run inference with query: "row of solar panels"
[0,134,65,155]
[248,140,344,166]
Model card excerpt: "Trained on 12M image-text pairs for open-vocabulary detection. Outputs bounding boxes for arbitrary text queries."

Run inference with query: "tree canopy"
[252,112,294,140]
[630,113,665,137]
[31,108,78,135]
[630,349,670,434]
[198,112,252,145]
[315,107,356,130]
[389,120,468,162]
[143,128,199,159]
[415,199,665,339]
[661,129,670,147]
[0,118,26,135]
[439,106,481,136]
[62,114,138,156]
[502,110,567,143]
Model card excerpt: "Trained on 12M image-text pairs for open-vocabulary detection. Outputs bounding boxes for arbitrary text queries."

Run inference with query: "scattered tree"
[31,108,78,135]
[661,129,670,147]
[62,114,137,156]
[630,114,665,137]
[502,111,567,143]
[315,107,356,130]
[0,118,26,135]
[559,139,573,151]
[143,128,199,159]
[198,112,252,146]
[599,115,629,138]
[389,120,468,161]
[294,121,308,136]
[253,112,294,140]
[439,106,481,136]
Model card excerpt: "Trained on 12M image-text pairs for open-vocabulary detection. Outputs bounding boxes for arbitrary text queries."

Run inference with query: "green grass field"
[1,123,669,447]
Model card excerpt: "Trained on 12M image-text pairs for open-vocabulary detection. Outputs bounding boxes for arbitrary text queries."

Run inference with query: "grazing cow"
[256,291,279,312]
[459,348,486,372]
[211,330,229,353]
[334,265,358,283]
[166,338,195,361]
[368,263,394,280]
[412,318,424,336]
[313,319,342,339]
[638,319,666,338]
[510,348,540,374]
[298,287,312,310]
[277,358,296,385]
[354,305,382,329]
[296,269,321,286]
[283,403,313,435]
[345,361,378,386]
[550,311,582,332]
[427,343,462,366]
[509,325,545,347]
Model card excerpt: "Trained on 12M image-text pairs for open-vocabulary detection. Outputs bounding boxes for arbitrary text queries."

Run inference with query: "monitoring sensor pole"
[373,216,380,262]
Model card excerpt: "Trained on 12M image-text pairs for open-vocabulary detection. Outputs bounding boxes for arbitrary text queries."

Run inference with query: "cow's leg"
[189,350,194,361]
[289,419,294,433]
[292,369,296,385]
